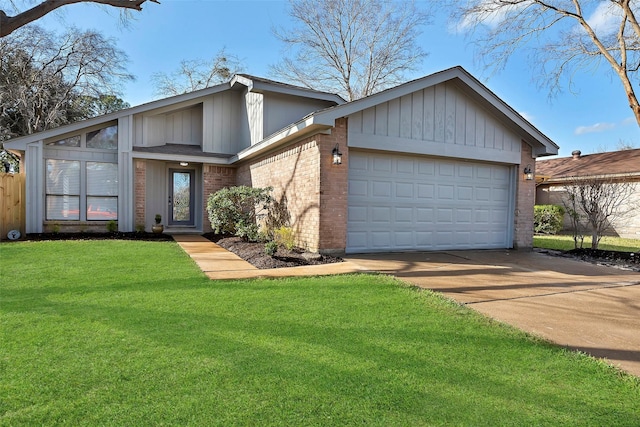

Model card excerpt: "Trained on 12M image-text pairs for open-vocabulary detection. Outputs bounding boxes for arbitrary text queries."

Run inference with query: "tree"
[0,25,133,138]
[562,175,637,249]
[0,25,133,171]
[152,49,243,97]
[0,0,158,38]
[75,94,131,118]
[452,1,640,127]
[272,0,430,101]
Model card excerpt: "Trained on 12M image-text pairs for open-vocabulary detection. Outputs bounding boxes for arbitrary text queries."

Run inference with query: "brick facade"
[236,138,323,251]
[317,118,349,254]
[514,141,535,249]
[134,160,146,230]
[235,118,350,253]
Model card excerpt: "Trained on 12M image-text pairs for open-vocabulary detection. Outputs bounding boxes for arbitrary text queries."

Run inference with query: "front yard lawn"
[534,235,640,252]
[1,240,639,425]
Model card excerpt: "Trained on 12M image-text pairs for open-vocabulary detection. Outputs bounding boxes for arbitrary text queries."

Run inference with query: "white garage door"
[346,152,514,253]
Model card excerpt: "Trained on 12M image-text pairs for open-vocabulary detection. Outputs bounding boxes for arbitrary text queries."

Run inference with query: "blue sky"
[35,0,640,158]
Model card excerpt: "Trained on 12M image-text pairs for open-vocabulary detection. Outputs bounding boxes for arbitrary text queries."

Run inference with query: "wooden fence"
[0,173,25,240]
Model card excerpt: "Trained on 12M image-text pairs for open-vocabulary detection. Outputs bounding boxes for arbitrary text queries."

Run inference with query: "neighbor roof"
[536,148,640,179]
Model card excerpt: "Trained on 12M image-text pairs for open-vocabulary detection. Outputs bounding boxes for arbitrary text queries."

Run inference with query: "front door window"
[169,169,195,226]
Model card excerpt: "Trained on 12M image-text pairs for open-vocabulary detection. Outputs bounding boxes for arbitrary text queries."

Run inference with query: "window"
[86,162,118,220]
[87,125,118,150]
[46,160,80,220]
[46,135,80,147]
[45,160,118,221]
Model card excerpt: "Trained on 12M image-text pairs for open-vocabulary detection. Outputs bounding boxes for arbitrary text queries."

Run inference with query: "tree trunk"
[591,230,599,250]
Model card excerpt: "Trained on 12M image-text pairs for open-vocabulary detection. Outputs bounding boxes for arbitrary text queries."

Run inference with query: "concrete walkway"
[172,235,367,280]
[173,235,640,377]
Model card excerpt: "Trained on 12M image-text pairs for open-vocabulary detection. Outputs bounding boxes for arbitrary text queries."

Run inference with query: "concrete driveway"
[346,250,640,377]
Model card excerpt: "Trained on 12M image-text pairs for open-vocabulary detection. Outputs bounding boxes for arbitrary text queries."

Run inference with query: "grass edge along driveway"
[1,240,639,426]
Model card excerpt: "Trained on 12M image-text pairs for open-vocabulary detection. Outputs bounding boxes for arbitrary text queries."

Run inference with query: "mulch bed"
[565,248,640,271]
[24,232,174,241]
[203,234,343,269]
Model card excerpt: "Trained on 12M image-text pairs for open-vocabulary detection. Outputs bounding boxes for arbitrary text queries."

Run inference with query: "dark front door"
[169,169,195,226]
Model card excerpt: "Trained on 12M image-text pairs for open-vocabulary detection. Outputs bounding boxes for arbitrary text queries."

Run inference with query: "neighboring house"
[536,149,640,238]
[5,67,558,254]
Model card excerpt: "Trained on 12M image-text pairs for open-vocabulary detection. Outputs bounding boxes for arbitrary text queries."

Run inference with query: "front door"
[169,169,195,226]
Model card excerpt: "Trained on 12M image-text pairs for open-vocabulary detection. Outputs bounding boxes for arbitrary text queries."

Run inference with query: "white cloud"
[583,2,622,37]
[622,116,636,126]
[574,122,616,135]
[518,111,534,123]
[451,1,523,34]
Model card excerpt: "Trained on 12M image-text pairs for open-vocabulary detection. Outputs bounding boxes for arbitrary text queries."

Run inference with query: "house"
[5,66,558,254]
[536,149,640,238]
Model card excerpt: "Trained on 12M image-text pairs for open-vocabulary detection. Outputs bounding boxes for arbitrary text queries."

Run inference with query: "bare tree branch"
[151,48,243,97]
[272,0,431,101]
[451,0,640,126]
[0,0,160,37]
[562,175,637,249]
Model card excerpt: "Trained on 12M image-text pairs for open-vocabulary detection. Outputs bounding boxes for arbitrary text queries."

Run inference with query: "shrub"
[273,226,296,250]
[106,220,118,233]
[534,205,565,235]
[207,186,273,241]
[264,240,278,257]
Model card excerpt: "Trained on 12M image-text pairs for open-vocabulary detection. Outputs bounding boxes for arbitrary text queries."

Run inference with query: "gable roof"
[312,66,559,157]
[4,75,344,151]
[536,148,640,180]
[235,66,559,162]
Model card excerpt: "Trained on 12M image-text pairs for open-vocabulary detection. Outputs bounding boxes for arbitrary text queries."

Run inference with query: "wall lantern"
[523,164,533,181]
[332,143,343,165]
[179,162,189,167]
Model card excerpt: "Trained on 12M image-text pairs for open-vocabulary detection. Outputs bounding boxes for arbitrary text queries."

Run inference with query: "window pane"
[87,125,118,149]
[87,162,118,195]
[46,195,80,220]
[46,135,80,147]
[46,159,80,194]
[87,197,117,220]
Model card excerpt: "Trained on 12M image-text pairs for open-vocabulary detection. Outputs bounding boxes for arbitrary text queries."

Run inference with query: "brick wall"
[134,160,146,230]
[237,138,322,251]
[317,118,349,254]
[203,165,236,232]
[514,141,535,249]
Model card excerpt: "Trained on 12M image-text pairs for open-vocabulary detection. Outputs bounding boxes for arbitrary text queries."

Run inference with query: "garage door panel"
[347,151,513,253]
[349,179,368,197]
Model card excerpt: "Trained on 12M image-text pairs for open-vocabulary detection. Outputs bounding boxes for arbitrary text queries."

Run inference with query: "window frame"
[43,121,118,152]
[45,159,119,222]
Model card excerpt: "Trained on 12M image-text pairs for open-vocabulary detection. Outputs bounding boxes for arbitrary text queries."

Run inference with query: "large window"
[46,160,118,221]
[46,160,80,220]
[86,162,118,220]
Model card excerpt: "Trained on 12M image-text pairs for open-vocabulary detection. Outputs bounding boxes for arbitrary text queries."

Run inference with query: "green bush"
[273,226,296,250]
[534,205,565,235]
[264,240,278,257]
[207,186,273,241]
[106,220,118,233]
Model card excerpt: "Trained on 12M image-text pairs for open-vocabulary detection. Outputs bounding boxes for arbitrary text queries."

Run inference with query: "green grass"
[534,235,640,252]
[1,240,639,426]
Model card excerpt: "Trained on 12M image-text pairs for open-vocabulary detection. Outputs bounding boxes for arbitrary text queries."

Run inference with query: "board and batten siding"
[347,81,522,164]
[202,92,244,154]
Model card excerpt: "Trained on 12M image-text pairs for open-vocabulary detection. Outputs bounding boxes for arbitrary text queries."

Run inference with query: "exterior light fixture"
[179,162,189,167]
[332,143,343,165]
[523,164,533,181]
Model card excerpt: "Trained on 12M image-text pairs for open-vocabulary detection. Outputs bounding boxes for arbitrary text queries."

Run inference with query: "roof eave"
[230,117,331,163]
